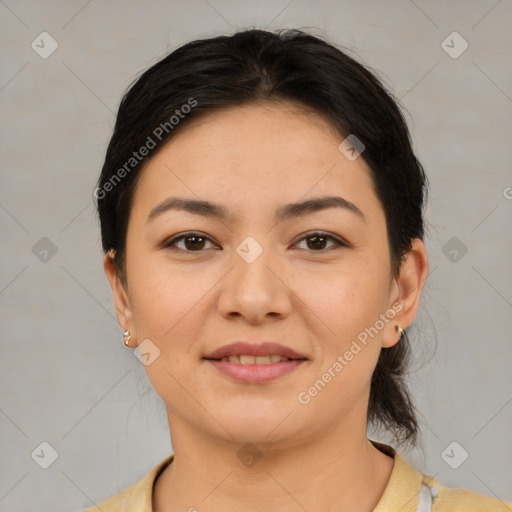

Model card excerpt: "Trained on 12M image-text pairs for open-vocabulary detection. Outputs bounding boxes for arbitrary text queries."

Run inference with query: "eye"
[293,231,347,252]
[160,231,347,253]
[161,232,219,252]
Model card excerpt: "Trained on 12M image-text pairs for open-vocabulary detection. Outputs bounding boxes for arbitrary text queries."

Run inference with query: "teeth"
[218,355,291,364]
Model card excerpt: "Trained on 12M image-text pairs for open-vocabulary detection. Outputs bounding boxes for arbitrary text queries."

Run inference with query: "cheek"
[295,262,389,332]
[295,266,391,396]
[126,251,222,369]
[130,269,203,340]
[127,263,209,407]
[293,270,388,411]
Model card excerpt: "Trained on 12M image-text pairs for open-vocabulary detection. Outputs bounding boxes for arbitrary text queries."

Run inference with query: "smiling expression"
[106,100,408,446]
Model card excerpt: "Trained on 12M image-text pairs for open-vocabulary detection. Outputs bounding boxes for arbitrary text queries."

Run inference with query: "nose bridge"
[233,234,279,297]
[217,234,292,321]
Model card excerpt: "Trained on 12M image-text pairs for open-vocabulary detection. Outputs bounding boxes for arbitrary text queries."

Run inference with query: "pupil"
[185,236,205,250]
[182,235,327,251]
[308,235,325,250]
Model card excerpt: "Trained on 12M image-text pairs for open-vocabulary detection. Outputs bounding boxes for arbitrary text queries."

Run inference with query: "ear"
[382,238,429,348]
[103,250,134,335]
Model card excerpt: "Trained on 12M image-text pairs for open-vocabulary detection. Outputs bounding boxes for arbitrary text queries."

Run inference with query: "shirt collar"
[370,440,425,512]
[105,441,425,512]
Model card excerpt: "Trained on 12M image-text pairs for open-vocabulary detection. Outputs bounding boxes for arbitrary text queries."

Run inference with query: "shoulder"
[425,475,512,511]
[378,441,511,512]
[78,477,150,512]
[78,455,174,512]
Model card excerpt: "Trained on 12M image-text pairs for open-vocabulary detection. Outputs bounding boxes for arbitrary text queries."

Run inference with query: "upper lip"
[204,342,308,360]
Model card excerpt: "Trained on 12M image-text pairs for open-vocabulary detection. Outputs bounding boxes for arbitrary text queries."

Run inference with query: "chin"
[211,402,302,444]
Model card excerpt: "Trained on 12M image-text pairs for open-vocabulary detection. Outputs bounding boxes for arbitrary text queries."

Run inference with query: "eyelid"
[158,231,219,251]
[292,230,349,249]
[160,230,349,252]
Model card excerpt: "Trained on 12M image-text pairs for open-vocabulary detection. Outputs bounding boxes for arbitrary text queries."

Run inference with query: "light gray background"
[1,1,511,511]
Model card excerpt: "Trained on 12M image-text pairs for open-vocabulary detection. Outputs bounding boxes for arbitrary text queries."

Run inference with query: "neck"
[153,418,394,512]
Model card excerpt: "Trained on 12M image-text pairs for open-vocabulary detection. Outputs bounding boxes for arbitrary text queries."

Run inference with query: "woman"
[85,28,511,511]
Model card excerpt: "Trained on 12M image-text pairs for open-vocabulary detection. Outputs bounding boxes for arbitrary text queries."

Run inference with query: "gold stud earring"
[123,330,132,347]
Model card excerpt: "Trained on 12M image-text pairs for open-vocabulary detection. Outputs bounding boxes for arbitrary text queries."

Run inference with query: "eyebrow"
[146,195,366,224]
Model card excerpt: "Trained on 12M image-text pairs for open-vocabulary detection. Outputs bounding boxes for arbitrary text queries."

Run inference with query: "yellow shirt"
[81,441,511,511]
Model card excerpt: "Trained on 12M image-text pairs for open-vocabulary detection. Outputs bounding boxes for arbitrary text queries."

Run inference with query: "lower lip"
[205,359,306,383]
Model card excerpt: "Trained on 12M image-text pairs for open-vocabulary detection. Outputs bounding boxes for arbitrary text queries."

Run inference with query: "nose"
[216,244,293,324]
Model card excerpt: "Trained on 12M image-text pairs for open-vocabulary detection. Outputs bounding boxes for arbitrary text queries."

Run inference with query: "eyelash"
[160,231,348,253]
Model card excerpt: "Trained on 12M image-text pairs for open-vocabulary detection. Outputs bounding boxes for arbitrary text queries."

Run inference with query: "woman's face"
[106,101,424,447]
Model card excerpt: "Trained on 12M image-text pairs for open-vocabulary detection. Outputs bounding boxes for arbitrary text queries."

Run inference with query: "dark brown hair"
[96,28,428,448]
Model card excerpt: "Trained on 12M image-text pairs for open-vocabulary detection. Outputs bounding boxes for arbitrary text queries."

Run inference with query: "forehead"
[130,101,382,224]
[166,100,342,161]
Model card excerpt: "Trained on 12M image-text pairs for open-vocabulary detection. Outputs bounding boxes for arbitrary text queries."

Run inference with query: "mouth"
[209,354,300,364]
[203,341,309,383]
[204,341,308,361]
